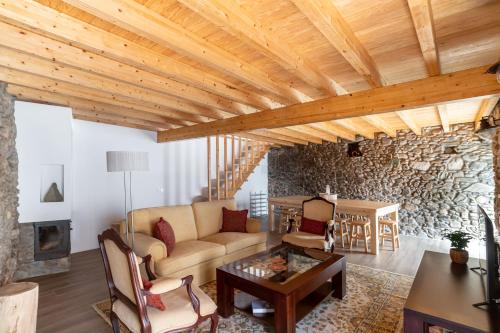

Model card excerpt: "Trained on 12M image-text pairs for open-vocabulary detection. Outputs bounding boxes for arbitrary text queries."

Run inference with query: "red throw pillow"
[153,218,175,256]
[220,207,248,233]
[299,217,327,235]
[142,278,166,311]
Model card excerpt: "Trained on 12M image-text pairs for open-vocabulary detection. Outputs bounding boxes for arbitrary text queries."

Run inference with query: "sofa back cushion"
[192,199,237,239]
[128,205,198,242]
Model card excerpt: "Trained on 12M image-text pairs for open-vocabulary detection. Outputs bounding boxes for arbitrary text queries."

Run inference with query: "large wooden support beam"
[178,0,336,96]
[0,0,274,109]
[157,65,499,142]
[291,0,383,88]
[64,0,304,103]
[407,0,440,76]
[474,97,500,130]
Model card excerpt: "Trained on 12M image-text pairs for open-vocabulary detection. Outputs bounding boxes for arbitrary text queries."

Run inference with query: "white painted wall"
[15,103,268,253]
[71,120,165,252]
[15,101,73,223]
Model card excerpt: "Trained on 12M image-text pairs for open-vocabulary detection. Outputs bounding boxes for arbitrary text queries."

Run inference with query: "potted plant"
[443,230,474,264]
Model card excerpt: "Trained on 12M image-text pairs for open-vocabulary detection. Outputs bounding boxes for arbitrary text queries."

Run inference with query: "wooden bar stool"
[379,218,400,251]
[334,213,350,248]
[349,216,372,253]
[278,207,299,233]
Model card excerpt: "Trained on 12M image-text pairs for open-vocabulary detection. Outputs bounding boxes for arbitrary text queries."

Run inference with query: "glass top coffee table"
[216,244,346,333]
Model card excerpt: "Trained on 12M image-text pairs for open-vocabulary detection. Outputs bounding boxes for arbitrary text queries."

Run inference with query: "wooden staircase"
[202,135,270,201]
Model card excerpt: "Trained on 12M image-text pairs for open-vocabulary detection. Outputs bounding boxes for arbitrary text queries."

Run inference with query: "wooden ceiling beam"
[251,130,308,145]
[291,0,383,88]
[0,66,201,125]
[334,118,375,139]
[303,122,356,141]
[63,0,306,103]
[269,128,322,144]
[157,65,500,142]
[178,0,337,96]
[0,0,277,109]
[7,85,183,127]
[292,125,337,143]
[72,108,170,131]
[73,113,159,132]
[474,97,500,130]
[0,21,257,116]
[436,105,450,132]
[396,110,422,135]
[0,46,226,120]
[237,132,295,147]
[407,0,440,76]
[362,115,398,137]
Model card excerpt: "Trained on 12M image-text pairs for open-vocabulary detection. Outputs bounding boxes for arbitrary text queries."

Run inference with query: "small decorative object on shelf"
[443,230,474,264]
[251,299,274,314]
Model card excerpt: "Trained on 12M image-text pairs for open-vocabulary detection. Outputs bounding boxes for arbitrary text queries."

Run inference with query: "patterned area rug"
[93,263,413,333]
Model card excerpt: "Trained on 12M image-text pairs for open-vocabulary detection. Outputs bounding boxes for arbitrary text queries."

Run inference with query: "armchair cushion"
[282,231,330,251]
[220,207,248,233]
[153,218,176,256]
[132,233,167,262]
[113,284,217,333]
[201,232,267,254]
[299,217,327,235]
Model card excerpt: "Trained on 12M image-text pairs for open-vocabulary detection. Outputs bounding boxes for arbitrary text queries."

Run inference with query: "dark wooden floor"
[27,232,450,333]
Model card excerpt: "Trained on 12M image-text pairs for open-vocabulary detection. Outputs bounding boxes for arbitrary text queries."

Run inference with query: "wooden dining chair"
[282,196,336,252]
[98,229,218,333]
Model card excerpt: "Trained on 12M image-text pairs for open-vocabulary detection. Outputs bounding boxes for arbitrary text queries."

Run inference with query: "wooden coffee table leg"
[216,271,234,318]
[274,294,295,333]
[331,260,346,299]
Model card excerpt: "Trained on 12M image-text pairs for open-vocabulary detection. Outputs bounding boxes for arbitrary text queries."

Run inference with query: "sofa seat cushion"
[113,284,216,333]
[201,232,267,254]
[155,240,225,276]
[282,231,329,251]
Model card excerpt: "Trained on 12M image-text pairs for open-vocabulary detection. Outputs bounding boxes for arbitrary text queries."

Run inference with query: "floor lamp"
[106,151,149,250]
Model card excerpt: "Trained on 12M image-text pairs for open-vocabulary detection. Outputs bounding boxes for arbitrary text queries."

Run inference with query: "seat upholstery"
[282,231,329,251]
[192,199,236,239]
[113,284,217,333]
[128,205,198,242]
[155,240,225,276]
[201,232,267,254]
[303,199,335,222]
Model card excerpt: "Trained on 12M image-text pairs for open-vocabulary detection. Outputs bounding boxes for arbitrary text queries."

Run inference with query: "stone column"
[0,83,19,286]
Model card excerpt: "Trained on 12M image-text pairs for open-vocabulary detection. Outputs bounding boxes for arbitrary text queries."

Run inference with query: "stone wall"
[0,83,19,286]
[269,124,494,238]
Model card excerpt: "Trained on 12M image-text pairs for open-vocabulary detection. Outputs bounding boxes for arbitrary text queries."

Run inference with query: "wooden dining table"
[268,195,399,255]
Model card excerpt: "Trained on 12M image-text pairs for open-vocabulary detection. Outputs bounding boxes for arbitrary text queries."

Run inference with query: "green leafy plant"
[443,230,474,250]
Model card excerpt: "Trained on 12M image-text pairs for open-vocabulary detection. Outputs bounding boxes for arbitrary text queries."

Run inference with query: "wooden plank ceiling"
[0,0,499,146]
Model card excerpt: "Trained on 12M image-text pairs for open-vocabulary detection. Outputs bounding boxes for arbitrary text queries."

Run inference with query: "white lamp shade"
[106,151,149,172]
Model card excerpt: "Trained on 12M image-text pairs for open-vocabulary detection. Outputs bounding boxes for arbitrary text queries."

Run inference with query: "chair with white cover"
[282,196,336,252]
[98,229,218,333]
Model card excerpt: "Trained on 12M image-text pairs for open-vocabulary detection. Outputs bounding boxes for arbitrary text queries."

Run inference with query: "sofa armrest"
[132,233,167,263]
[246,217,262,233]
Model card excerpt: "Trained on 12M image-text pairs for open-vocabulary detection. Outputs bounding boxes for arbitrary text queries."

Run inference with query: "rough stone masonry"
[0,83,19,286]
[269,124,494,239]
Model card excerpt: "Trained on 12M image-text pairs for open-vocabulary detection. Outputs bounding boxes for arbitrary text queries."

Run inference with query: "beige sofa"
[122,199,267,285]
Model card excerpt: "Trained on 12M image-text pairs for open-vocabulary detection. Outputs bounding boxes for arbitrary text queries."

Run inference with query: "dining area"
[268,195,400,255]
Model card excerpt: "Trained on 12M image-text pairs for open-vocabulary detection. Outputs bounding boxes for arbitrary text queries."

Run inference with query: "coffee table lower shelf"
[233,282,336,327]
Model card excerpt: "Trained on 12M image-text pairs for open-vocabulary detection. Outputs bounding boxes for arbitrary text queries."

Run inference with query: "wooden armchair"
[282,196,336,252]
[98,229,218,333]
